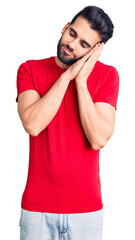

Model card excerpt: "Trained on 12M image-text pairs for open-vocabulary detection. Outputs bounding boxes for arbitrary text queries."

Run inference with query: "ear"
[61,22,71,34]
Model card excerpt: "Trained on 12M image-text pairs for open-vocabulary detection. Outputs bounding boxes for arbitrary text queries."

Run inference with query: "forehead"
[70,16,101,46]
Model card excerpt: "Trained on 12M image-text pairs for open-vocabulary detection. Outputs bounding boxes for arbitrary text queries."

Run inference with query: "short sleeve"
[16,61,36,102]
[93,67,119,110]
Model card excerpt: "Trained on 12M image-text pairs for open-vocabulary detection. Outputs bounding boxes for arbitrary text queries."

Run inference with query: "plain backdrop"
[0,0,135,239]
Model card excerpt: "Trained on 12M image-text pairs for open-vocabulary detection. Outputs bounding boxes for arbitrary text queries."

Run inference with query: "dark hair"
[70,6,114,43]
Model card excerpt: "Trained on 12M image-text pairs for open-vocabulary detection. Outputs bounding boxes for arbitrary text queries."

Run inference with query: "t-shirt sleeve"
[93,67,119,110]
[16,61,36,102]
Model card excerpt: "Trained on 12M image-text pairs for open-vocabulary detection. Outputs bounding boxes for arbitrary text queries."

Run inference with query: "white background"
[0,0,135,239]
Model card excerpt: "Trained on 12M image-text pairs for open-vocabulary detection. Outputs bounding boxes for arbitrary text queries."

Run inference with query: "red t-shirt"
[16,56,119,213]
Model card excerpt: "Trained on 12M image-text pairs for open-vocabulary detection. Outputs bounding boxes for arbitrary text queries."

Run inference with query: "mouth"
[63,47,73,56]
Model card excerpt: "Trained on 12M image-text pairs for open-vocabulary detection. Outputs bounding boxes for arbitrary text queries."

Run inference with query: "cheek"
[77,48,90,58]
[61,32,70,44]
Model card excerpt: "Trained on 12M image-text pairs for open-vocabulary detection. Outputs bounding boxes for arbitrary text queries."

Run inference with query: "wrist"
[75,78,87,89]
[61,71,71,84]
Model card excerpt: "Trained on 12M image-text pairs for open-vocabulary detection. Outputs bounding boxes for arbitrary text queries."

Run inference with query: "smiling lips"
[63,47,73,56]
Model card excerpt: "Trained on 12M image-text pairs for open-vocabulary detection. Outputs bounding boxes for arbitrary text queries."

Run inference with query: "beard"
[57,36,81,66]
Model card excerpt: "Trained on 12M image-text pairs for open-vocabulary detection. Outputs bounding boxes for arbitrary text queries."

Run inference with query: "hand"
[63,46,97,81]
[75,43,104,84]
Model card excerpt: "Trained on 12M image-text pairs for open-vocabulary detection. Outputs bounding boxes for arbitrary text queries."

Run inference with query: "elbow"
[90,128,114,150]
[23,120,41,137]
[24,124,39,137]
[22,115,49,137]
[19,109,44,137]
[90,138,108,151]
[27,127,40,137]
[91,142,105,151]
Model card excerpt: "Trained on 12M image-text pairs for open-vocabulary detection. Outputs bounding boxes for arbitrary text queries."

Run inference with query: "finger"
[84,43,104,64]
[84,43,102,60]
[83,48,97,62]
[82,48,94,60]
[95,43,104,56]
[91,43,104,56]
[82,46,99,62]
[78,42,103,64]
[92,43,101,50]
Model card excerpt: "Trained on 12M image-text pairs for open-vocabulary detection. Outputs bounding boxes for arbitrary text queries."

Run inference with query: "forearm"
[76,81,112,150]
[24,73,70,136]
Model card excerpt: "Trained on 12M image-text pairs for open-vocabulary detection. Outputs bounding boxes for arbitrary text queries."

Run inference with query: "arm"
[75,81,115,150]
[18,74,70,136]
[17,54,91,137]
[75,43,115,150]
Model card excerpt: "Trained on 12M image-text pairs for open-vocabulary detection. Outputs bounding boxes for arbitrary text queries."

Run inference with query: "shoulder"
[94,61,119,76]
[18,56,53,71]
[92,61,119,86]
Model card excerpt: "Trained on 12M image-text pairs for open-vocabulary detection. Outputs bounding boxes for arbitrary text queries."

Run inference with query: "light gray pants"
[19,208,103,240]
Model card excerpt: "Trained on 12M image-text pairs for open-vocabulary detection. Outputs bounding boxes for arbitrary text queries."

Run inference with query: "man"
[16,6,119,240]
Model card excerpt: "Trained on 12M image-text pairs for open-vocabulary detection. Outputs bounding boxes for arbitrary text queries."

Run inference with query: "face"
[56,16,102,68]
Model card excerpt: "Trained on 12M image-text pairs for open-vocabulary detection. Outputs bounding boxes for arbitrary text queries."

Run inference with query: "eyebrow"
[70,27,91,48]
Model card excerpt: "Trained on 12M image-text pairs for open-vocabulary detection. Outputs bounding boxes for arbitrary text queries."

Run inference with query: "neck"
[55,56,70,69]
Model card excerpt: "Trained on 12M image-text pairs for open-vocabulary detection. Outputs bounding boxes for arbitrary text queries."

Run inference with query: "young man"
[16,6,119,240]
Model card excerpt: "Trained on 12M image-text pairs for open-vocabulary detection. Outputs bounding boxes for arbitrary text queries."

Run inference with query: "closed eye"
[69,28,77,37]
[81,41,91,48]
[69,32,76,37]
[69,27,91,48]
[81,42,87,48]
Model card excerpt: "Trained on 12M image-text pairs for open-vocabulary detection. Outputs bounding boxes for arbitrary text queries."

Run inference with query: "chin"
[57,55,74,66]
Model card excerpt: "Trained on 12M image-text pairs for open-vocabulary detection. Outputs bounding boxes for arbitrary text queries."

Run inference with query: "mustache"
[65,45,74,53]
[61,43,74,53]
[60,42,83,62]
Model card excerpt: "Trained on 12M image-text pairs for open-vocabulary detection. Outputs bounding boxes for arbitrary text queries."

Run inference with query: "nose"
[68,39,78,52]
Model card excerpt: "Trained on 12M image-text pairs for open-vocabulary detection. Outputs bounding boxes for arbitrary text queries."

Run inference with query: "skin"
[55,16,103,70]
[18,16,115,150]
